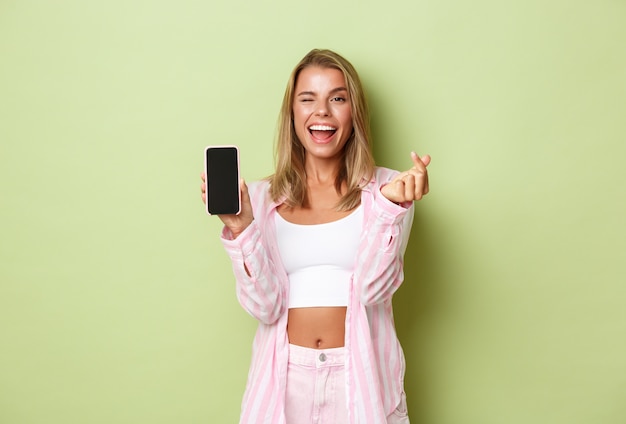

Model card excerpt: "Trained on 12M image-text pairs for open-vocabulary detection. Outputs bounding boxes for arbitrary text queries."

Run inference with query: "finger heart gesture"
[381,151,431,204]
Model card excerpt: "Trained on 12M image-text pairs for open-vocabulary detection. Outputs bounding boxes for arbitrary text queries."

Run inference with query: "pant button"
[319,353,327,362]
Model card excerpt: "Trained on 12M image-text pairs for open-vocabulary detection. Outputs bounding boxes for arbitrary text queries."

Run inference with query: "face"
[292,66,354,163]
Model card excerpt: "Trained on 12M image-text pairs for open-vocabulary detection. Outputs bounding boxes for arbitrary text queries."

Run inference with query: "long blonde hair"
[269,49,375,210]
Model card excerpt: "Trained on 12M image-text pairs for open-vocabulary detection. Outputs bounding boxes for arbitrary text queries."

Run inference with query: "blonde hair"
[269,49,375,210]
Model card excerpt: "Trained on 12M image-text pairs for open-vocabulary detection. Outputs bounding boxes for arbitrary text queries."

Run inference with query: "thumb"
[239,179,252,208]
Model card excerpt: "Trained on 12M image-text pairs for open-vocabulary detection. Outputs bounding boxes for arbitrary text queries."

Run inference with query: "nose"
[315,102,330,116]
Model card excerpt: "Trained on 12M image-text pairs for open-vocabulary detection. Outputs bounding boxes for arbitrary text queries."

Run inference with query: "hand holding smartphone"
[204,145,241,215]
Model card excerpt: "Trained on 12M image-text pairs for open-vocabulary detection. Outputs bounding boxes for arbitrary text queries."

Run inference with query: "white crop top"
[275,206,363,308]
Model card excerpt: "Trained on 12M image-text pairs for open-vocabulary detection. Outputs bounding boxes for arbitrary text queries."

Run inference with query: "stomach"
[287,306,347,349]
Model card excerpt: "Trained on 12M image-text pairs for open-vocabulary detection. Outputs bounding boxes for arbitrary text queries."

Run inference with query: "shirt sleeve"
[353,184,415,306]
[221,219,287,325]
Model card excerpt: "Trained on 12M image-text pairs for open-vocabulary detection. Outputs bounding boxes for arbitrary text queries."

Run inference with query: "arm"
[353,191,414,305]
[355,153,430,305]
[221,220,287,325]
[202,175,286,324]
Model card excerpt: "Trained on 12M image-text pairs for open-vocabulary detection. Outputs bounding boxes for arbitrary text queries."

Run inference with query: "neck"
[304,156,342,186]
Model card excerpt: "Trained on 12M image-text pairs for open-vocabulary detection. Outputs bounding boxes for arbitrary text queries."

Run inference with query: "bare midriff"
[277,188,354,350]
[287,306,347,349]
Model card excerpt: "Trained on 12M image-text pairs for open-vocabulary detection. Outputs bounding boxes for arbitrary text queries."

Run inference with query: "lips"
[308,124,337,142]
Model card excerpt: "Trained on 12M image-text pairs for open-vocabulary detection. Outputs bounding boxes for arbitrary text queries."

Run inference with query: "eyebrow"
[296,87,348,97]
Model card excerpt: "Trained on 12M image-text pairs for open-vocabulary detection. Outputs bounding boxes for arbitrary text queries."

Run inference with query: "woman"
[201,49,430,424]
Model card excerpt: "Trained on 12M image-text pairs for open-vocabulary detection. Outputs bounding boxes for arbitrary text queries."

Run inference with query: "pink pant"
[285,344,348,424]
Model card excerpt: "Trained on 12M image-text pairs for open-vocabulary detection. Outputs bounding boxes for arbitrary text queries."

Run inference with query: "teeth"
[309,125,336,131]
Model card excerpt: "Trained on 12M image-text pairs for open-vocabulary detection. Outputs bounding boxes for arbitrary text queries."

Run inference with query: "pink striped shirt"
[221,167,413,423]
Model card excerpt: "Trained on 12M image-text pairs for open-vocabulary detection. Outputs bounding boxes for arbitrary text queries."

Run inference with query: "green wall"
[1,1,625,423]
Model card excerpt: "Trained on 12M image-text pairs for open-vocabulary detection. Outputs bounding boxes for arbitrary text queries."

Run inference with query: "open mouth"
[308,124,337,141]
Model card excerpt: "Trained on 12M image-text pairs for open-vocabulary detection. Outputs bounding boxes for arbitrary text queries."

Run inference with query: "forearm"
[354,194,414,305]
[222,221,286,324]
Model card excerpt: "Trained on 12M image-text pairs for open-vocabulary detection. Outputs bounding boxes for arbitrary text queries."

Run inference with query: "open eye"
[331,96,346,102]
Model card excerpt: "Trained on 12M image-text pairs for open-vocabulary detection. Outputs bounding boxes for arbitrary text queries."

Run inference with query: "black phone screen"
[205,146,240,215]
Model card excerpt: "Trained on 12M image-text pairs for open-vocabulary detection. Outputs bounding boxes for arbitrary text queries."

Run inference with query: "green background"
[1,0,625,423]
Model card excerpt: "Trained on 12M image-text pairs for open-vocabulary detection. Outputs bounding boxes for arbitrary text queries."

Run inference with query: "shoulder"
[374,166,401,180]
[247,179,270,193]
[365,166,401,189]
[246,179,280,219]
[246,179,271,204]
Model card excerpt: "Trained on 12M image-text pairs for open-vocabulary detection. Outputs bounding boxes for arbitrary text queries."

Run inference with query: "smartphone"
[204,145,241,215]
